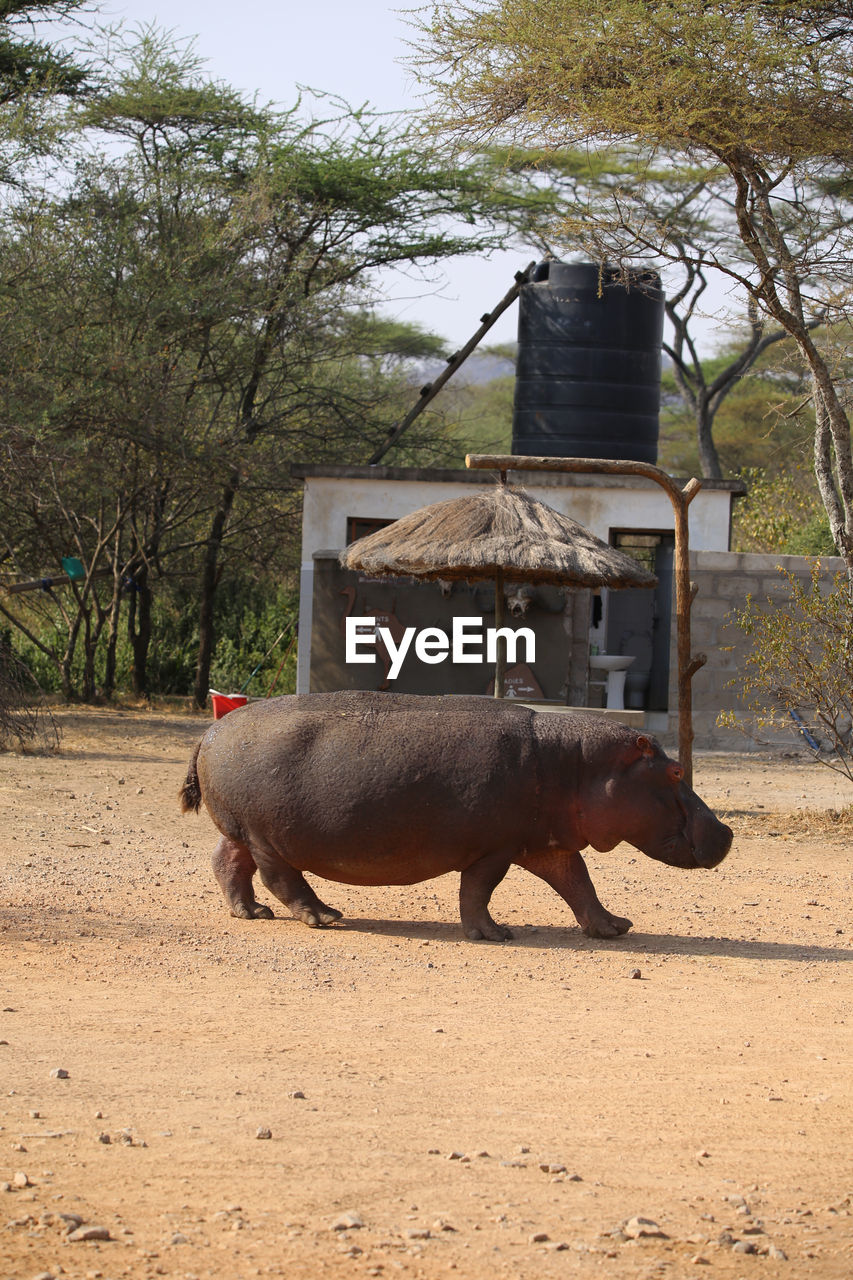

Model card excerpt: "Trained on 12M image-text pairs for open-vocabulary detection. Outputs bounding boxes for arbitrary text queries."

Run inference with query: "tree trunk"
[103,578,123,701]
[82,609,97,702]
[60,607,84,701]
[695,395,723,480]
[127,566,153,699]
[193,472,239,710]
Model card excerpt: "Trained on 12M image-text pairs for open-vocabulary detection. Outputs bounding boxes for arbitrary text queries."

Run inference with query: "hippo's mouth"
[648,820,733,870]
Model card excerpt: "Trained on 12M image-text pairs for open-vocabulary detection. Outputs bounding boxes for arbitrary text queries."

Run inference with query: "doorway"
[605,531,674,711]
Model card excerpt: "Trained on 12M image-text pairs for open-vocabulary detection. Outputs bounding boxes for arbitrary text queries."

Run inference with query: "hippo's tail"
[179,739,204,814]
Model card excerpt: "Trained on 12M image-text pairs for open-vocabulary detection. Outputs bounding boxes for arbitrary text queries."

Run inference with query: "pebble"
[529,1231,550,1243]
[288,1090,305,1100]
[13,1171,30,1188]
[623,1216,667,1239]
[406,1228,430,1240]
[171,1231,190,1244]
[630,968,642,979]
[431,1218,457,1232]
[732,1240,757,1254]
[97,1133,111,1145]
[67,1225,111,1242]
[540,1163,566,1174]
[691,1255,711,1265]
[255,1127,272,1140]
[767,1245,788,1260]
[49,1068,69,1080]
[11,1142,26,1152]
[331,1211,364,1231]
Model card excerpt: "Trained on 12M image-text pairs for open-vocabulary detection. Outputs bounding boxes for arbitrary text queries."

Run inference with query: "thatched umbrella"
[340,484,656,697]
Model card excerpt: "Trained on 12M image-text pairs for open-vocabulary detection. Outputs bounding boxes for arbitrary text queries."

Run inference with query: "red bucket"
[210,691,248,720]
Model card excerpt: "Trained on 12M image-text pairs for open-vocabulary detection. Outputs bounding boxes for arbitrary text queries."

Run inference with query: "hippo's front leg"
[520,849,633,938]
[459,850,514,942]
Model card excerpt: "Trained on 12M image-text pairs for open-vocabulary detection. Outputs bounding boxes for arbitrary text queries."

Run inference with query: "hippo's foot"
[581,910,633,939]
[253,857,343,927]
[459,851,514,943]
[289,899,343,928]
[465,919,513,943]
[231,901,275,920]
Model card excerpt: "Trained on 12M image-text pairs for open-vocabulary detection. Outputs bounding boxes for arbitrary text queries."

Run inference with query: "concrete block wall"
[673,550,847,750]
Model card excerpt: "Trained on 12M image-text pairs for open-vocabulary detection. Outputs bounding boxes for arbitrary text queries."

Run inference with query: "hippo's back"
[193,692,551,875]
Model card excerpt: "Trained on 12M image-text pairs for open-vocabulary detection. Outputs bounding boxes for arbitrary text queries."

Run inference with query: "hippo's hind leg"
[459,850,514,942]
[250,846,342,928]
[211,837,274,920]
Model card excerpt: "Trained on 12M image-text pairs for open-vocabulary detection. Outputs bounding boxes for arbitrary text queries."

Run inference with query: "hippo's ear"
[636,735,655,758]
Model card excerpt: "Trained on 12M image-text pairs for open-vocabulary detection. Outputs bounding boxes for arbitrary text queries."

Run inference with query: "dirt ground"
[1,706,852,1280]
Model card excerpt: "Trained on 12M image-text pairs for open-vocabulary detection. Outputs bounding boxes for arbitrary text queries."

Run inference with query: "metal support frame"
[368,263,537,467]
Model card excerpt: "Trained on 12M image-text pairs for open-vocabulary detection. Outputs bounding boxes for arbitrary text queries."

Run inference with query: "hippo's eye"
[668,763,684,783]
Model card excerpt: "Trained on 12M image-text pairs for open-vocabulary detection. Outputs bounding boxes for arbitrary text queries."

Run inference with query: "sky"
[46,0,736,352]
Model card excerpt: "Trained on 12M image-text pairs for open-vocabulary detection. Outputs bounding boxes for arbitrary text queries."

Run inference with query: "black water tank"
[512,261,665,463]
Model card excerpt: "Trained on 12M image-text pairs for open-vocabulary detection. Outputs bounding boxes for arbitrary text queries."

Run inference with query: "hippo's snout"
[692,819,733,869]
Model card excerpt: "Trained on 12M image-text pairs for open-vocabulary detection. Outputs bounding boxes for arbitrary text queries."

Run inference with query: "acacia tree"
[75,31,537,707]
[0,0,89,184]
[0,29,535,703]
[419,0,853,558]
[491,145,813,477]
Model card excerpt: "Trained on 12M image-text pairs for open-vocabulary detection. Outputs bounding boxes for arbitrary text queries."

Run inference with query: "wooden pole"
[493,565,507,698]
[465,454,706,785]
[5,568,112,595]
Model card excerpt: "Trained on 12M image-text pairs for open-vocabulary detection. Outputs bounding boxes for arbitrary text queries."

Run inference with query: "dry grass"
[725,804,853,838]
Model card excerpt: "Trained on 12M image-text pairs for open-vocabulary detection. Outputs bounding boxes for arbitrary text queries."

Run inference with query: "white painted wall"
[300,474,732,562]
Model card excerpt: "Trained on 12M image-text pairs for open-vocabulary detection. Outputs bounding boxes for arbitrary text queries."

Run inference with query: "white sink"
[589,654,635,673]
[589,654,635,710]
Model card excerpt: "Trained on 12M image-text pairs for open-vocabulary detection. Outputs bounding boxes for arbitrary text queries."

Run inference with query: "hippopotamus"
[180,691,732,941]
